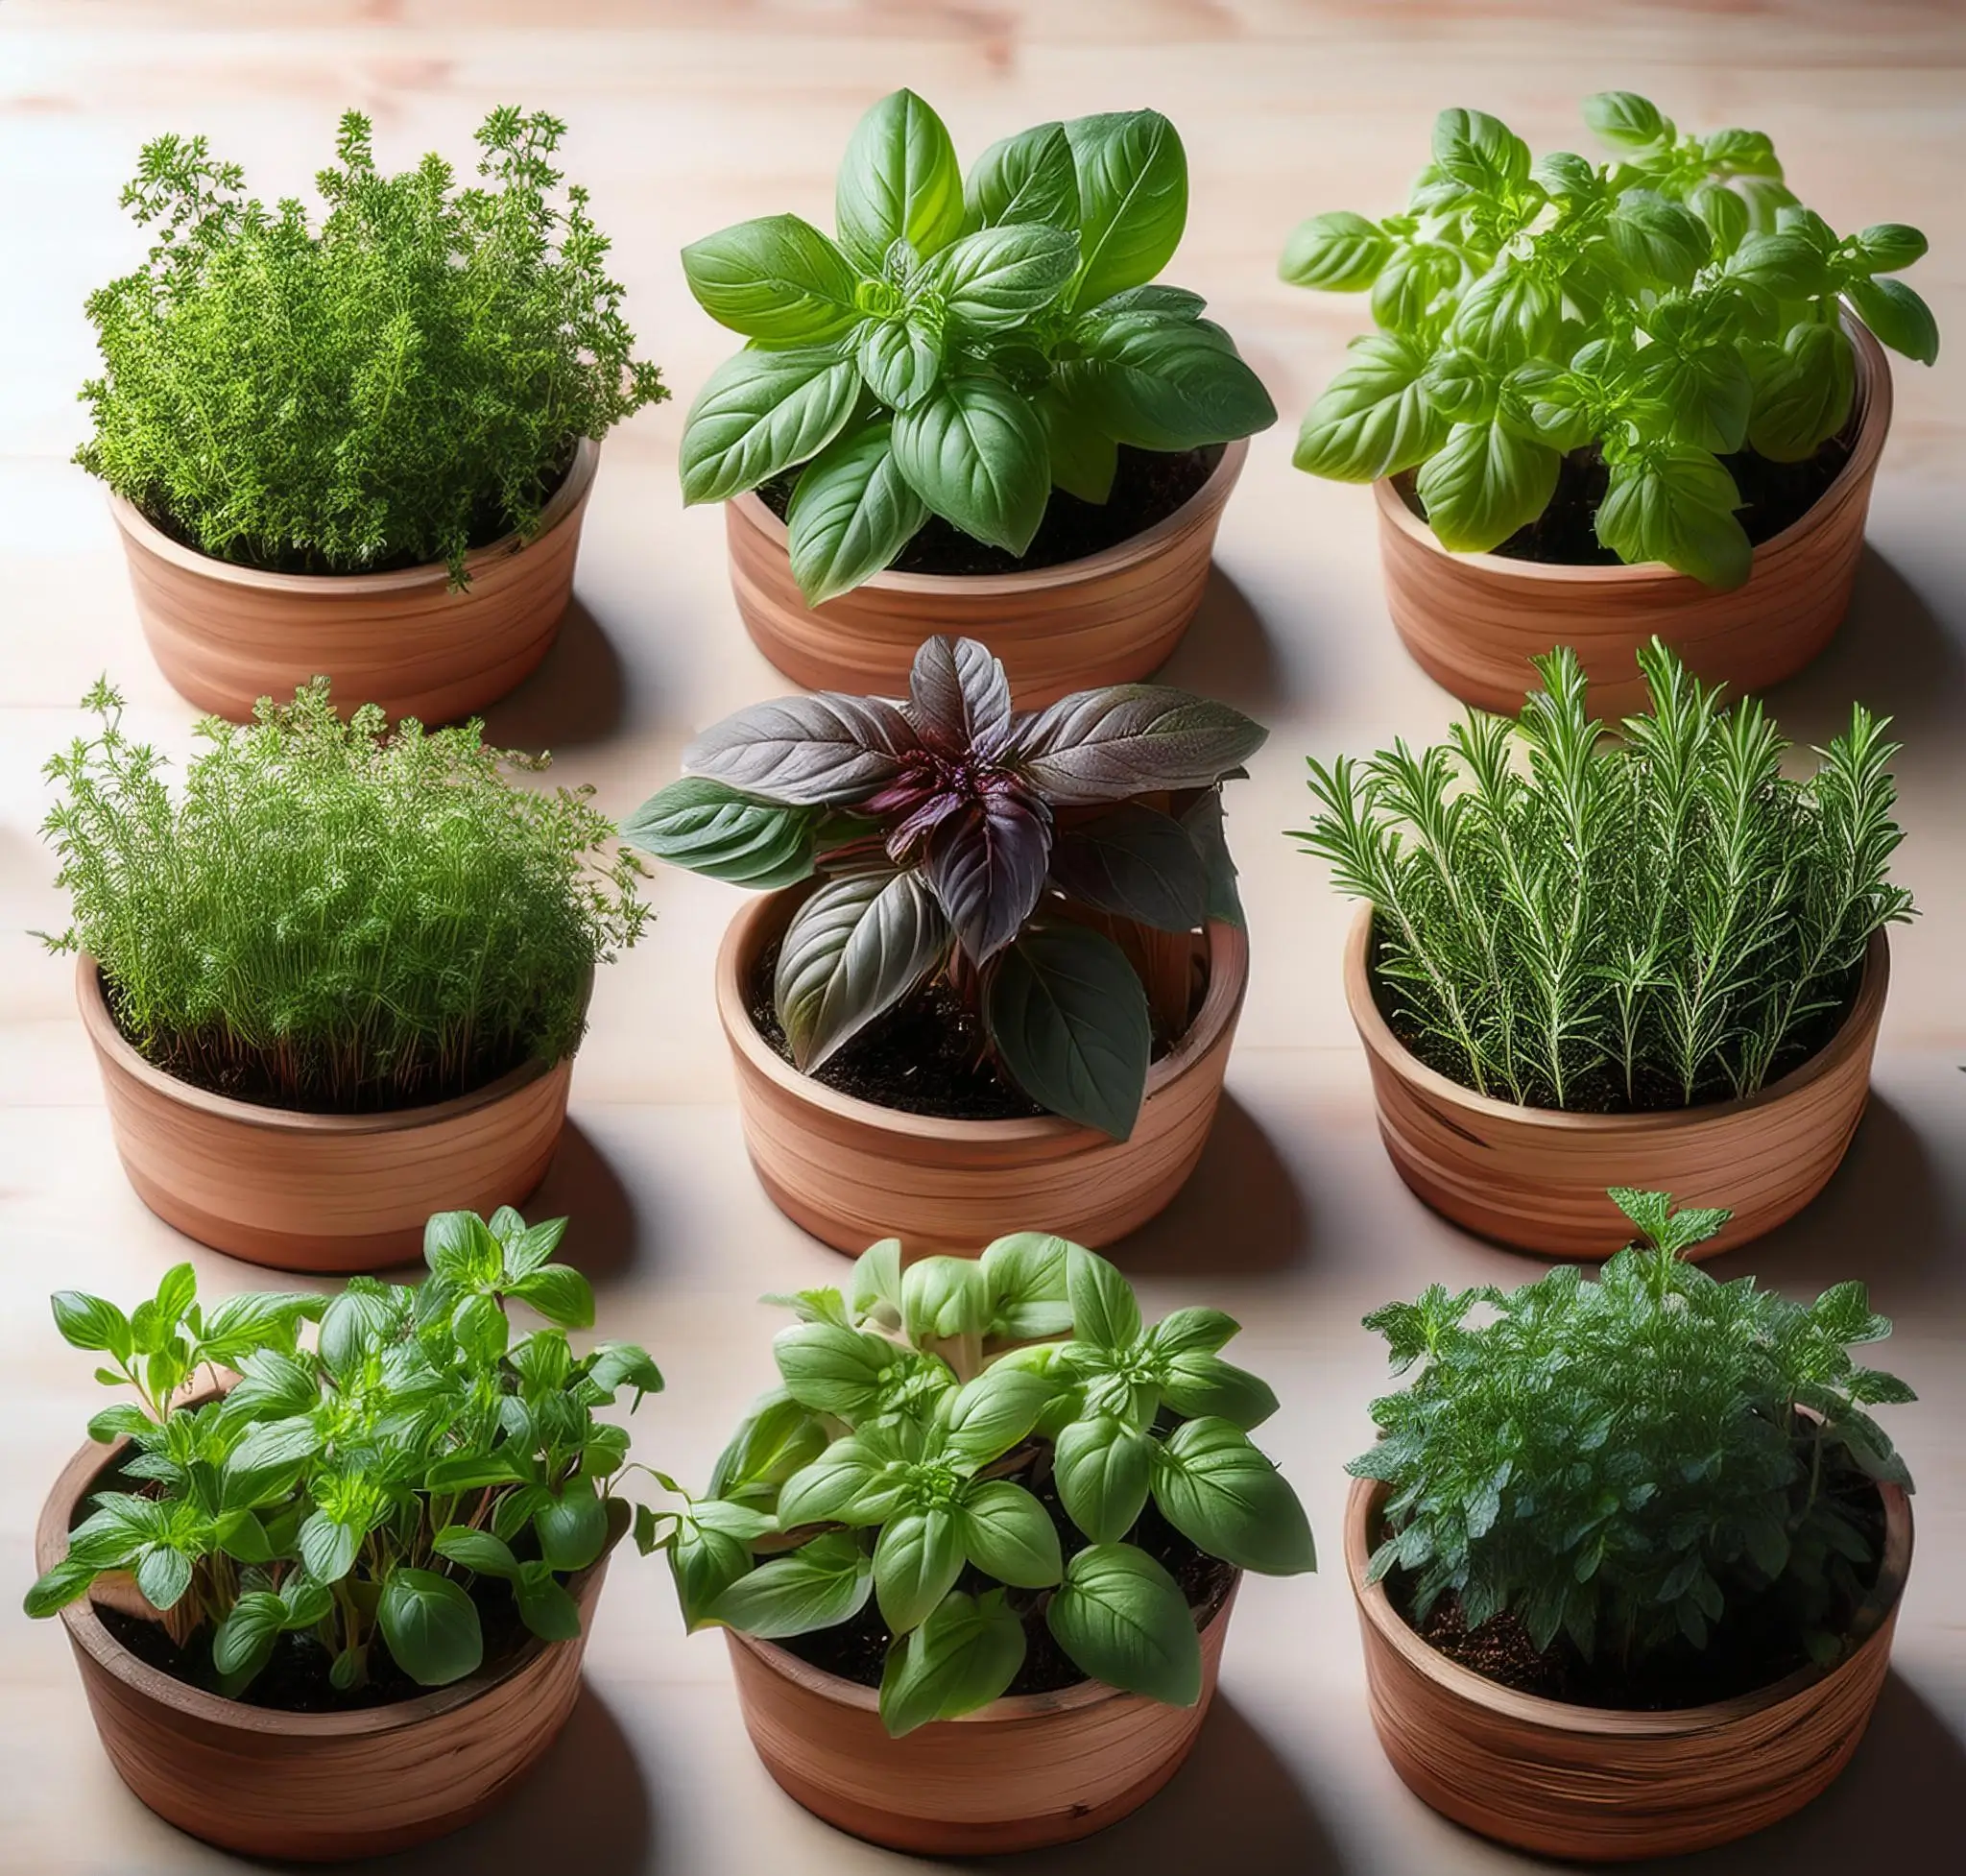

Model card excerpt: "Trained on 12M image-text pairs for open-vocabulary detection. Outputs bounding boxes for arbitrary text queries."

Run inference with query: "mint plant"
[1282,93,1938,585]
[1295,640,1910,1111]
[623,636,1262,1136]
[680,88,1275,602]
[26,1211,663,1698]
[41,680,649,1113]
[81,108,665,581]
[1353,1189,1914,1672]
[643,1234,1311,1735]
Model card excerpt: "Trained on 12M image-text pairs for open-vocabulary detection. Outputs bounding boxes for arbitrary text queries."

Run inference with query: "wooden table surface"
[3,5,1963,1871]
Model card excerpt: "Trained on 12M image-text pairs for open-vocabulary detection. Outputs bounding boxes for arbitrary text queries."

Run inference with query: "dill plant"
[1295,640,1911,1111]
[1352,1189,1914,1676]
[79,108,665,581]
[41,682,649,1112]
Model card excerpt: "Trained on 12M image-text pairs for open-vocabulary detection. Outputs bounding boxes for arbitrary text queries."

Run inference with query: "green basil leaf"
[133,1544,194,1612]
[1054,1413,1154,1543]
[783,416,929,606]
[1159,1351,1279,1431]
[534,1480,610,1573]
[1413,418,1560,553]
[1294,332,1447,482]
[1689,180,1750,259]
[514,1562,585,1643]
[1371,242,1463,334]
[298,1510,359,1585]
[1446,264,1562,360]
[1152,1417,1314,1575]
[1727,230,1831,303]
[1147,1307,1239,1359]
[378,1567,484,1687]
[709,1388,829,1502]
[777,1437,908,1529]
[836,88,966,272]
[1855,224,1928,276]
[682,214,863,344]
[1746,323,1856,462]
[211,1591,283,1679]
[925,223,1079,330]
[508,1264,595,1331]
[1067,1243,1143,1352]
[86,1403,154,1445]
[24,1557,99,1619]
[856,316,943,411]
[1059,316,1273,450]
[1035,383,1117,503]
[1432,107,1532,193]
[1848,276,1940,367]
[432,1526,521,1579]
[1582,91,1674,156]
[877,1587,1027,1736]
[1045,1541,1201,1705]
[965,122,1079,232]
[1063,109,1187,307]
[956,1479,1063,1588]
[847,1238,905,1330]
[773,1322,897,1421]
[1595,445,1751,588]
[943,1365,1057,1467]
[1638,340,1752,455]
[1603,189,1711,292]
[215,1510,275,1564]
[669,1521,754,1631]
[423,1210,502,1285]
[901,1256,990,1347]
[978,1231,1075,1341]
[680,346,860,505]
[1279,209,1391,291]
[775,870,947,1072]
[874,1506,966,1634]
[51,1291,132,1360]
[891,376,1050,555]
[620,778,819,890]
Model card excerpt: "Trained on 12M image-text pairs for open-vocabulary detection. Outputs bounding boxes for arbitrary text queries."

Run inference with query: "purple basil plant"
[624,637,1264,1137]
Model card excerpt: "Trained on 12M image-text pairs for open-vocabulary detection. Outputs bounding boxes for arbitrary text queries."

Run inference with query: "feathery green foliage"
[79,108,665,580]
[41,681,649,1112]
[1295,640,1911,1111]
[1352,1189,1914,1672]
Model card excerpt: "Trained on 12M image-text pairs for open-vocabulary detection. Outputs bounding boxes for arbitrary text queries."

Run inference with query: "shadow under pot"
[1374,318,1892,717]
[77,957,575,1272]
[108,440,599,728]
[35,1424,611,1863]
[1343,1474,1910,1861]
[725,1581,1238,1854]
[725,439,1247,709]
[1343,906,1889,1261]
[715,889,1248,1257]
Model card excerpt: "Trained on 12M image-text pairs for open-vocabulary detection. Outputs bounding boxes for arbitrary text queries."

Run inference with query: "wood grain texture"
[715,889,1247,1256]
[1344,906,1890,1261]
[35,1425,609,1863]
[723,1582,1238,1853]
[725,439,1246,707]
[78,957,572,1271]
[109,441,598,726]
[1375,322,1892,717]
[1343,1474,1912,1862]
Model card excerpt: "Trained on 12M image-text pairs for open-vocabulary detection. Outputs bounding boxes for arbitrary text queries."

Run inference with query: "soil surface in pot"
[759,445,1219,580]
[1387,1467,1887,1711]
[778,1430,1236,1697]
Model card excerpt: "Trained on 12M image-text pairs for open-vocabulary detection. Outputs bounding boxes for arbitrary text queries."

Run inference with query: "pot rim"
[76,953,564,1139]
[1341,905,1890,1137]
[1372,311,1891,585]
[1342,1469,1911,1733]
[34,1409,606,1741]
[715,890,1250,1145]
[104,437,601,596]
[728,1574,1241,1724]
[727,436,1248,600]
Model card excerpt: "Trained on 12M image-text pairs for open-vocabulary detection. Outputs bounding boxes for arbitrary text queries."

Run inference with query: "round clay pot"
[1343,1474,1910,1861]
[724,439,1247,708]
[725,1580,1238,1853]
[1343,907,1888,1262]
[714,891,1248,1256]
[78,957,573,1272]
[108,440,599,726]
[1373,319,1891,716]
[36,1425,609,1863]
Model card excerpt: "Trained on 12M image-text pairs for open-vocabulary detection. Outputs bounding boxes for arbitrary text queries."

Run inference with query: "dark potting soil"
[759,444,1219,579]
[778,1437,1238,1697]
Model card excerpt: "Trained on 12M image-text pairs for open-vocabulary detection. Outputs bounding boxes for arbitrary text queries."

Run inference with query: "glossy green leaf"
[878,1588,1026,1735]
[1294,332,1448,482]
[1064,109,1187,307]
[978,1231,1076,1341]
[836,89,966,271]
[514,1565,584,1642]
[1596,445,1751,587]
[1054,1413,1154,1543]
[777,1436,909,1529]
[433,1526,521,1579]
[1152,1417,1315,1575]
[1849,276,1939,366]
[679,346,859,505]
[682,214,863,344]
[1747,323,1855,462]
[1604,190,1711,291]
[711,1532,875,1639]
[1639,340,1752,454]
[1414,418,1560,553]
[1045,1542,1202,1705]
[1059,315,1274,450]
[875,1508,966,1633]
[619,778,819,889]
[1067,1243,1143,1352]
[773,1321,897,1420]
[1280,210,1390,291]
[784,417,930,606]
[775,870,947,1071]
[856,316,943,411]
[925,223,1079,329]
[964,122,1079,232]
[891,376,1050,554]
[535,1481,610,1572]
[1582,91,1674,156]
[52,1291,132,1360]
[377,1568,484,1687]
[943,1365,1057,1466]
[1036,383,1118,503]
[957,1479,1063,1588]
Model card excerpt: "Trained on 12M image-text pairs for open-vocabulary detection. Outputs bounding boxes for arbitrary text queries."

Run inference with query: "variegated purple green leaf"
[1046,804,1208,932]
[1014,686,1267,805]
[775,873,948,1070]
[907,637,1015,759]
[684,694,921,806]
[923,792,1052,965]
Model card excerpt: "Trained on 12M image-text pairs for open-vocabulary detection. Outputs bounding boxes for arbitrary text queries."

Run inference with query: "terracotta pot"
[724,439,1247,708]
[78,957,572,1272]
[1344,1474,1910,1861]
[1373,319,1891,716]
[108,440,599,726]
[714,891,1248,1256]
[725,1580,1237,1853]
[36,1425,608,1863]
[1343,906,1888,1261]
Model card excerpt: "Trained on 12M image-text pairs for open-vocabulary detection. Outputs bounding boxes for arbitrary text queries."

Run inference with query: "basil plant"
[645,1234,1313,1736]
[623,636,1264,1138]
[680,88,1276,603]
[1283,92,1938,586]
[26,1211,663,1697]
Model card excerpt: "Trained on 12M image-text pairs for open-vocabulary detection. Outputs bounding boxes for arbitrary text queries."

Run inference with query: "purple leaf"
[1047,804,1209,931]
[774,872,948,1070]
[923,789,1053,964]
[1013,686,1267,805]
[684,693,921,806]
[906,637,1016,759]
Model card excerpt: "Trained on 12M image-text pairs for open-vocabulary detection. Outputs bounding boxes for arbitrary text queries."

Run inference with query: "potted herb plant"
[26,1211,664,1861]
[1346,1189,1915,1860]
[1294,641,1911,1258]
[646,1233,1312,1852]
[42,681,648,1270]
[1282,92,1938,714]
[681,88,1276,706]
[624,636,1262,1253]
[81,107,665,725]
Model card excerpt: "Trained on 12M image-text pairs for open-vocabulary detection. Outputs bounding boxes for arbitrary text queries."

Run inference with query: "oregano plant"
[26,1211,664,1699]
[680,88,1275,603]
[623,636,1263,1137]
[1353,1189,1914,1673]
[642,1234,1311,1735]
[1282,93,1937,585]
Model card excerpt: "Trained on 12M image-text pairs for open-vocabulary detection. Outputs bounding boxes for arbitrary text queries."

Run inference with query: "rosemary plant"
[1295,641,1911,1111]
[40,681,648,1112]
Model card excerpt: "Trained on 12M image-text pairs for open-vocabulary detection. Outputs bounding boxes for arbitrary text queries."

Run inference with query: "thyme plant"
[80,108,665,580]
[645,1234,1312,1735]
[1352,1189,1914,1672]
[41,681,649,1112]
[1295,641,1911,1111]
[26,1211,663,1698]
